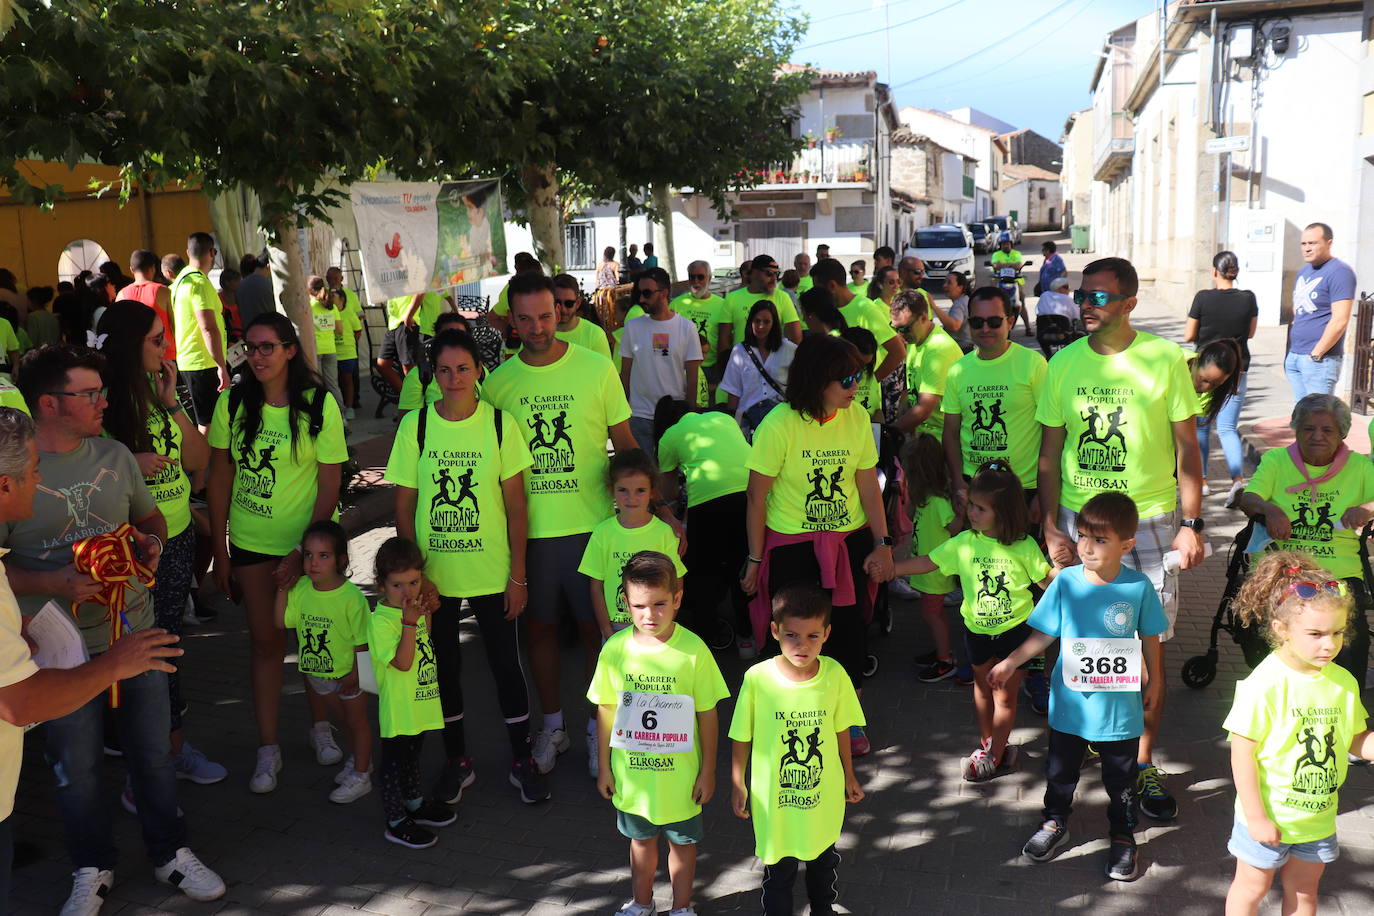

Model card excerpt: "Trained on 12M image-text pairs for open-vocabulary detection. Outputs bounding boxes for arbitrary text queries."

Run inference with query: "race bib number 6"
[610,691,695,753]
[1063,638,1141,692]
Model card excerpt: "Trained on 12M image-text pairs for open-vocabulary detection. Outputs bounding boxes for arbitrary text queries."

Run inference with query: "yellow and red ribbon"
[71,524,157,706]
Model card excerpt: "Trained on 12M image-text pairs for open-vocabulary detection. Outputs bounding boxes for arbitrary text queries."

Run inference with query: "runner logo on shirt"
[1291,725,1340,797]
[1289,497,1336,543]
[1074,400,1128,474]
[428,452,480,534]
[968,395,1009,453]
[521,394,576,477]
[776,707,827,809]
[414,628,439,701]
[801,449,852,530]
[149,412,182,486]
[298,627,334,674]
[234,426,290,512]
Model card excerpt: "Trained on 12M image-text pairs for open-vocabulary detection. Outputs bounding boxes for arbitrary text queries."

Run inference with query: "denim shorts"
[337,358,358,373]
[1229,817,1338,870]
[616,809,704,845]
[305,673,362,700]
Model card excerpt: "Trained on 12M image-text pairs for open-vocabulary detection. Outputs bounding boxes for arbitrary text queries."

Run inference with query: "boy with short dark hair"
[588,551,728,916]
[989,492,1167,881]
[729,585,865,915]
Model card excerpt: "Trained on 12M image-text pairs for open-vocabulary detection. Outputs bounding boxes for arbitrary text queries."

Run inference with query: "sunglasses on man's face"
[554,297,579,308]
[689,273,708,281]
[967,315,1005,329]
[1073,290,1130,308]
[637,287,663,298]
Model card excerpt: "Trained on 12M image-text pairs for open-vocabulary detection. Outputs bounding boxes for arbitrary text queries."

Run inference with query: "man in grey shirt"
[235,252,275,328]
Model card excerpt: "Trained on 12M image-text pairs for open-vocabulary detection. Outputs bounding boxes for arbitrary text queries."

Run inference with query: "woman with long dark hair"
[719,300,797,436]
[207,312,349,794]
[97,301,225,784]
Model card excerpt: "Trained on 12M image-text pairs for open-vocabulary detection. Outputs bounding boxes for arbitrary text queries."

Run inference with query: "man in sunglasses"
[719,254,803,358]
[1035,256,1204,823]
[552,274,612,361]
[891,288,962,438]
[620,267,703,453]
[811,259,904,380]
[669,260,726,395]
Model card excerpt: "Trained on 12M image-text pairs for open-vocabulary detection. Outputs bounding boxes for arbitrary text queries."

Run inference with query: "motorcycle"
[983,258,1033,311]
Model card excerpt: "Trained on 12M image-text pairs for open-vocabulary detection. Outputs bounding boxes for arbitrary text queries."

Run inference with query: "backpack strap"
[494,407,502,448]
[228,384,243,423]
[417,402,429,455]
[307,386,326,438]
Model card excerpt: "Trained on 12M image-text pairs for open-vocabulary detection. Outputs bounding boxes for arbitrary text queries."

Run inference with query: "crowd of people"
[0,223,1367,916]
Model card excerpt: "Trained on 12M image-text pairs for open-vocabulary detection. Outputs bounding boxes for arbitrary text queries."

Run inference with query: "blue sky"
[786,0,1158,140]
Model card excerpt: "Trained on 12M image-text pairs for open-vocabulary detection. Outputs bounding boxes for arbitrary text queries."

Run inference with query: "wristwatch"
[876,536,895,548]
[1310,352,1325,363]
[1180,517,1205,533]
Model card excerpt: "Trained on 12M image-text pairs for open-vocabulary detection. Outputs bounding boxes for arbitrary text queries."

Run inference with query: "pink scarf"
[1284,442,1350,497]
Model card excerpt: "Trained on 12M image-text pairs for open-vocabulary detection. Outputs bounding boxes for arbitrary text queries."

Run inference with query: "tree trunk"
[521,162,564,271]
[652,183,677,281]
[266,212,317,369]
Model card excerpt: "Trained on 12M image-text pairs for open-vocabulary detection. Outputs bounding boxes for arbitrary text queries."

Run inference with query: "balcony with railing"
[1093,111,1134,181]
[744,140,873,190]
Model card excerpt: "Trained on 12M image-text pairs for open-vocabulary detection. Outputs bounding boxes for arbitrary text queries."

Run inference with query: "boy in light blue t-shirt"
[989,492,1167,882]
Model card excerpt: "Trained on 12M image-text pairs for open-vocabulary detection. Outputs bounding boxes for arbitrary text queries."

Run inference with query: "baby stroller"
[1035,314,1084,358]
[866,423,908,675]
[1180,517,1270,688]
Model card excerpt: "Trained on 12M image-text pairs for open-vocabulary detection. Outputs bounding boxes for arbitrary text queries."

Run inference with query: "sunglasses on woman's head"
[967,315,1005,329]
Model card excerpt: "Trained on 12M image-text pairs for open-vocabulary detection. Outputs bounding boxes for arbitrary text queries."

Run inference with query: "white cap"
[1050,276,1070,291]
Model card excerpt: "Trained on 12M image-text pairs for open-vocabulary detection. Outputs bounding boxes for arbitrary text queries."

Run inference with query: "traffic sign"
[1205,135,1251,154]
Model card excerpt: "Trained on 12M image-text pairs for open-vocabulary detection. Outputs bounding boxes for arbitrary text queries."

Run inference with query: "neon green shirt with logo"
[207,389,350,555]
[671,292,726,368]
[586,624,729,824]
[657,411,751,509]
[397,370,447,412]
[143,405,191,538]
[1223,653,1367,842]
[748,403,878,534]
[557,318,613,361]
[333,299,362,361]
[904,326,962,438]
[929,530,1049,633]
[482,344,632,538]
[724,287,800,347]
[384,402,531,598]
[283,578,370,679]
[310,299,338,356]
[369,603,443,739]
[909,495,956,595]
[728,656,865,864]
[385,291,445,335]
[856,372,882,419]
[1246,448,1374,580]
[578,516,687,625]
[797,276,814,294]
[839,295,897,346]
[1035,332,1196,517]
[169,268,226,371]
[0,376,27,415]
[941,343,1047,488]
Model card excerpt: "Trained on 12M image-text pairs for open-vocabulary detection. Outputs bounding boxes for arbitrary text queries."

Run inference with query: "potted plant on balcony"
[854,165,868,182]
[803,131,818,149]
[825,124,841,143]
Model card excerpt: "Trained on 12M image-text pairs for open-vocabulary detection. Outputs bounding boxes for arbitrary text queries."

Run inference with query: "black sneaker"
[509,757,550,803]
[1137,764,1178,820]
[913,649,938,667]
[1105,837,1138,880]
[384,817,437,849]
[1022,820,1069,862]
[410,799,457,828]
[917,658,956,683]
[434,756,475,805]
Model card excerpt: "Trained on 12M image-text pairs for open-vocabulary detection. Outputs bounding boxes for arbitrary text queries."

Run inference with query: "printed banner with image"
[349,179,507,301]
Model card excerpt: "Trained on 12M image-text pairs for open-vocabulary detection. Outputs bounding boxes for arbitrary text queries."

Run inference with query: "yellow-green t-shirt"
[557,317,613,361]
[385,292,445,335]
[928,530,1049,633]
[748,403,878,534]
[143,404,192,538]
[671,292,726,368]
[384,402,532,598]
[397,369,445,412]
[724,287,800,347]
[1223,653,1367,843]
[207,389,350,555]
[909,495,956,595]
[0,375,28,415]
[369,603,443,739]
[904,327,963,438]
[797,276,814,294]
[856,372,882,419]
[169,268,226,372]
[334,299,362,361]
[1246,448,1374,580]
[839,295,897,346]
[0,318,19,360]
[310,299,338,356]
[847,281,867,295]
[657,411,751,509]
[492,281,511,317]
[385,294,412,330]
[283,578,370,679]
[586,624,729,824]
[482,344,632,538]
[578,516,687,625]
[1035,332,1196,518]
[941,343,1047,488]
[727,656,865,864]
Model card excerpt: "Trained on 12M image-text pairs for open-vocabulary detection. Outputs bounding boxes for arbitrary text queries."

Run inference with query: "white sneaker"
[328,768,373,804]
[335,754,371,785]
[586,730,599,779]
[310,722,343,765]
[615,901,654,916]
[59,867,113,916]
[531,727,569,774]
[153,847,225,901]
[889,577,920,599]
[249,744,282,794]
[1202,482,1211,497]
[1224,479,1247,509]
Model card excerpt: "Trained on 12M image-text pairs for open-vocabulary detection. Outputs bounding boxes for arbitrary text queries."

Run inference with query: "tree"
[490,0,809,272]
[0,0,545,361]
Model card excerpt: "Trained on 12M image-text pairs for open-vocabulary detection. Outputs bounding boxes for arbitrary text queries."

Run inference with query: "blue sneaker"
[953,665,974,686]
[1022,671,1050,715]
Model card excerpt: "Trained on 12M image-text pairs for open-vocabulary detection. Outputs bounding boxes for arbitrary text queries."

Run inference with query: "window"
[57,239,112,284]
[1048,207,1057,224]
[1038,187,1047,200]
[564,221,596,271]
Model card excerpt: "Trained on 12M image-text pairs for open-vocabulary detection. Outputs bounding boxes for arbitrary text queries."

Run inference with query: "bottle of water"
[1162,542,1214,574]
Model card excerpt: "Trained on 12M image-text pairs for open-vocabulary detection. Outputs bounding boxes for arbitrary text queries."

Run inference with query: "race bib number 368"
[1063,638,1141,692]
[610,691,695,753]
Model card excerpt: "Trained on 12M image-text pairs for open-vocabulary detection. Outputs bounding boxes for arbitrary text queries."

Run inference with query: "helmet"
[998,232,1012,243]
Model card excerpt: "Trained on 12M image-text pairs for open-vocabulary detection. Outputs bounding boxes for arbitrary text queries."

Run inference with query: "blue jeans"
[1284,350,1342,401]
[628,415,657,458]
[44,670,185,869]
[1197,371,1248,479]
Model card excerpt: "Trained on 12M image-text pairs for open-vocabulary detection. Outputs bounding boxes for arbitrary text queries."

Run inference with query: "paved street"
[10,247,1374,915]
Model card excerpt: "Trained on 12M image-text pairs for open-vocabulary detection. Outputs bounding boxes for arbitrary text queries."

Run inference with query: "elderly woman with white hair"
[1236,393,1374,684]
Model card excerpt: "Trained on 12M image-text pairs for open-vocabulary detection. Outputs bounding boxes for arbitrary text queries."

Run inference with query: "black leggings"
[762,844,841,916]
[1337,577,1372,689]
[767,528,874,688]
[150,527,195,732]
[682,492,750,639]
[380,734,424,824]
[431,595,532,760]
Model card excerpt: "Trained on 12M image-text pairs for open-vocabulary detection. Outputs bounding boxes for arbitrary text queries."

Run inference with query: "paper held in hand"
[28,600,89,670]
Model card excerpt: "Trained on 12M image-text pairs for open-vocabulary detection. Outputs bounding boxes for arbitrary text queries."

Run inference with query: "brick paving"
[9,242,1374,914]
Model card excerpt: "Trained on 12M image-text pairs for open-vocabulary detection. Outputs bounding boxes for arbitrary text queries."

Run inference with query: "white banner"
[349,179,506,301]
